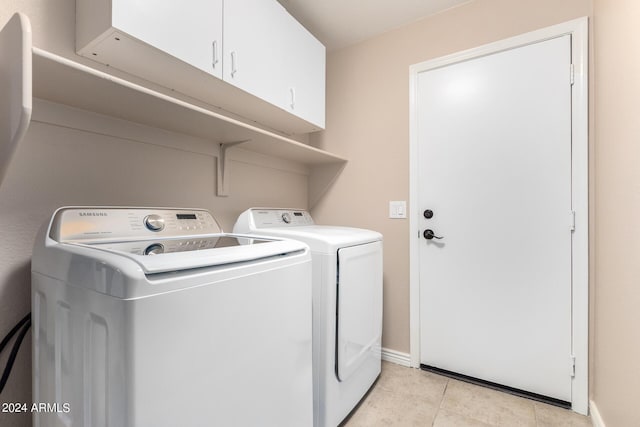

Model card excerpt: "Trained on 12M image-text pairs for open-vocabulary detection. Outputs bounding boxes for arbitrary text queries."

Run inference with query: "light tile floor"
[342,362,592,427]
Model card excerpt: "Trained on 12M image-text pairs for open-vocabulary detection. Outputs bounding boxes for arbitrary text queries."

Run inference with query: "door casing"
[408,17,589,414]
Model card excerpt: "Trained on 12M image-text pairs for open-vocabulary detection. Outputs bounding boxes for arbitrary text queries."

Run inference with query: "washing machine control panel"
[250,209,314,228]
[51,207,223,242]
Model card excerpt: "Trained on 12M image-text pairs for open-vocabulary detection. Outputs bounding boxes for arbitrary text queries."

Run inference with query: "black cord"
[0,313,30,355]
[0,313,31,394]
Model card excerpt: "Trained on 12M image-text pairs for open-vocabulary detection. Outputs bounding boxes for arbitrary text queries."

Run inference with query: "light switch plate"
[389,201,407,219]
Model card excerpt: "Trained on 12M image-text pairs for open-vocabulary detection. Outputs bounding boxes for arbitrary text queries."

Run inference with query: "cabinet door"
[283,17,325,129]
[224,0,325,129]
[112,0,223,79]
[223,0,290,109]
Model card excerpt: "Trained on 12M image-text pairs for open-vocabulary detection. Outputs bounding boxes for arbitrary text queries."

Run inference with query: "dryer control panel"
[248,208,315,228]
[50,207,222,243]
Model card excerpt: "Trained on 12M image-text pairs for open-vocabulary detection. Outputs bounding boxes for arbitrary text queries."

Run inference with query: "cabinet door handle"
[231,51,238,78]
[212,40,219,69]
[289,87,295,109]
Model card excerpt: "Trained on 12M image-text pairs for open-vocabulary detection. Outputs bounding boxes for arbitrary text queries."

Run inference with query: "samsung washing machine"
[31,207,313,427]
[234,208,383,427]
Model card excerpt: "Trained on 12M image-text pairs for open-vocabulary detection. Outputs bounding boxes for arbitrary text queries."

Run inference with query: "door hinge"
[570,355,576,378]
[570,64,575,85]
[570,210,576,231]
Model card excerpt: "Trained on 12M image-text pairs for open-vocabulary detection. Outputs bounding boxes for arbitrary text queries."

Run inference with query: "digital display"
[176,214,197,220]
[294,212,303,216]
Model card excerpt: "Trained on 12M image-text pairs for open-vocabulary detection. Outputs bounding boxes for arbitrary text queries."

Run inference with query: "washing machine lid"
[65,234,305,274]
[47,207,308,274]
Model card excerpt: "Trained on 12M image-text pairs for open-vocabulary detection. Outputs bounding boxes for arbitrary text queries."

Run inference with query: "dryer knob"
[281,213,292,224]
[144,214,165,232]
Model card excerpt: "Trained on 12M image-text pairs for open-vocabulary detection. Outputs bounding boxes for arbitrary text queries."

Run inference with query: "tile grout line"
[432,377,451,426]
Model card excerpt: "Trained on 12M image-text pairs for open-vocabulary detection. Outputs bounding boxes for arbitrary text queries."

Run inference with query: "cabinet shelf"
[1,13,345,203]
[33,48,344,165]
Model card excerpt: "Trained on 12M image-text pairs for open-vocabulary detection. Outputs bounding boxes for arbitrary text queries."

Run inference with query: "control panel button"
[144,214,165,232]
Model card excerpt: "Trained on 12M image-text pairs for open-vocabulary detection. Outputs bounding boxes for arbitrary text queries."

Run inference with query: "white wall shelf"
[1,13,345,204]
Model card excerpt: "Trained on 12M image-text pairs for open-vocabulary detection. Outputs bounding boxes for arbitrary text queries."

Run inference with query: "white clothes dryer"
[234,208,383,427]
[31,207,313,427]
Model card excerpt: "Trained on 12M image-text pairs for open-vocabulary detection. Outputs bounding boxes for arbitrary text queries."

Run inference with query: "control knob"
[281,213,292,224]
[144,243,165,255]
[144,214,165,232]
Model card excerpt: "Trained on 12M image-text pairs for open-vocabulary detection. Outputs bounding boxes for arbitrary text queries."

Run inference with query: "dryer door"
[336,241,383,381]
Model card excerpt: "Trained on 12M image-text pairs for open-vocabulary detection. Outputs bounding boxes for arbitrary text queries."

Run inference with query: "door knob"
[423,209,434,219]
[423,229,443,240]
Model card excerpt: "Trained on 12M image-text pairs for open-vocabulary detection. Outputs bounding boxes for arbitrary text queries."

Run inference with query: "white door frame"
[408,17,589,414]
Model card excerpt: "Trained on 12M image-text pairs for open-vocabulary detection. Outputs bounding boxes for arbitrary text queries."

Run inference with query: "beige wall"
[592,0,640,425]
[315,0,640,425]
[0,3,308,427]
[312,0,592,355]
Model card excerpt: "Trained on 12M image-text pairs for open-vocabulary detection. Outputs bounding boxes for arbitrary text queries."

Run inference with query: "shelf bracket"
[216,139,250,196]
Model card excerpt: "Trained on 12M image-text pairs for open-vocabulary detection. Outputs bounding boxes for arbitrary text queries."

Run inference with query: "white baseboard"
[381,348,411,367]
[589,400,605,427]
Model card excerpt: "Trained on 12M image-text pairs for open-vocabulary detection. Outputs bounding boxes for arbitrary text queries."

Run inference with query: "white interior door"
[417,35,573,401]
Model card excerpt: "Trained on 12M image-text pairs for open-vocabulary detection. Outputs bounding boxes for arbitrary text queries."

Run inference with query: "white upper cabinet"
[112,0,223,78]
[76,0,325,134]
[77,0,223,79]
[223,0,325,128]
[223,0,290,109]
[282,15,326,129]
